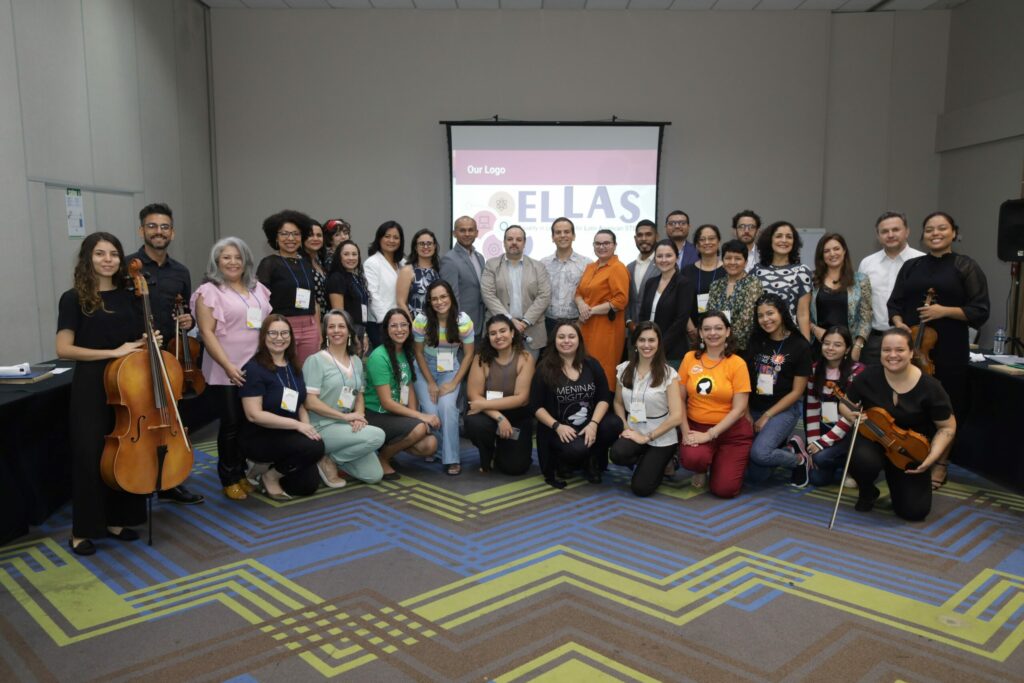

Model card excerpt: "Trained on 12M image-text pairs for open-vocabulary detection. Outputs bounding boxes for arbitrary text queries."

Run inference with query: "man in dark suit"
[625,219,660,333]
[440,215,486,334]
[666,209,699,270]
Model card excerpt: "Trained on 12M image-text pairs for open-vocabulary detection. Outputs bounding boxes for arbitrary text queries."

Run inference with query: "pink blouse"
[190,282,273,386]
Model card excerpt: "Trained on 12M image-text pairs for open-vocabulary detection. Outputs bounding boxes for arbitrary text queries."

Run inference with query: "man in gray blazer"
[481,225,552,355]
[625,219,660,331]
[440,215,487,333]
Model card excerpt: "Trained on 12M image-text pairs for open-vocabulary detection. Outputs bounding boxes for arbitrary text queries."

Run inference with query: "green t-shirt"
[301,350,366,427]
[363,345,412,414]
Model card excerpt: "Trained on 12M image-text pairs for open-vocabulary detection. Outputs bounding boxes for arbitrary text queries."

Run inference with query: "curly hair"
[73,232,128,315]
[476,314,526,366]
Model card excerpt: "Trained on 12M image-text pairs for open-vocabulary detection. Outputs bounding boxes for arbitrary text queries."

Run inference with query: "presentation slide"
[449,125,662,264]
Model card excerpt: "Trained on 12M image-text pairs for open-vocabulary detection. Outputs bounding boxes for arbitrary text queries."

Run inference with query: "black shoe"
[381,471,402,481]
[854,485,881,512]
[107,527,140,542]
[69,538,96,556]
[544,477,568,490]
[585,463,602,485]
[158,485,205,505]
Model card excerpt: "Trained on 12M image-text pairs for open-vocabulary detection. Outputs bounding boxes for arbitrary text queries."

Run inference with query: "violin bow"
[828,410,863,531]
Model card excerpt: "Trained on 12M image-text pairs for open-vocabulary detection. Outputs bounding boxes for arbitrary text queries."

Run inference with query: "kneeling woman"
[531,321,623,489]
[412,280,475,476]
[840,328,955,521]
[610,322,683,497]
[364,308,439,478]
[465,314,535,475]
[239,315,325,500]
[678,311,753,498]
[303,310,387,486]
[745,293,813,486]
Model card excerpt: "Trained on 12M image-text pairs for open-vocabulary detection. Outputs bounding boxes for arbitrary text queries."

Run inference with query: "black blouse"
[256,254,317,317]
[847,365,952,439]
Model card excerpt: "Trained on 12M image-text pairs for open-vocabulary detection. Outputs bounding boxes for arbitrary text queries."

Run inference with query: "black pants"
[609,439,677,497]
[848,438,931,521]
[536,414,622,480]
[464,411,533,475]
[239,423,324,497]
[209,385,245,487]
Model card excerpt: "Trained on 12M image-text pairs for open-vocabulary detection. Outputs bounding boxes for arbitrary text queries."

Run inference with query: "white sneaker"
[843,476,858,489]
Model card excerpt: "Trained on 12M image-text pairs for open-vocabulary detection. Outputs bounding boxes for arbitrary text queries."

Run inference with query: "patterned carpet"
[1,436,1023,682]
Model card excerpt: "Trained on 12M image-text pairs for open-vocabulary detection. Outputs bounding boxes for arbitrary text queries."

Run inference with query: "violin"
[910,287,938,376]
[169,294,205,396]
[826,381,929,471]
[100,259,194,495]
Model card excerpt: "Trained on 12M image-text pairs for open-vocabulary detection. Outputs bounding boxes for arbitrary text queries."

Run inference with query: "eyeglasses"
[736,223,758,231]
[593,241,614,247]
[266,330,291,339]
[667,220,688,227]
[144,223,173,232]
[278,231,301,238]
[416,241,435,248]
[697,237,719,244]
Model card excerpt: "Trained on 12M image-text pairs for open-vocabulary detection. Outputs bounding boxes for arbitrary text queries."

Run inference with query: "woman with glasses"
[191,237,273,501]
[752,221,813,341]
[575,229,630,388]
[326,240,370,354]
[638,239,696,367]
[683,224,726,322]
[412,280,475,475]
[465,314,535,475]
[706,240,763,352]
[302,309,387,486]
[256,210,321,364]
[364,221,404,349]
[396,229,440,319]
[239,315,325,500]
[364,308,440,479]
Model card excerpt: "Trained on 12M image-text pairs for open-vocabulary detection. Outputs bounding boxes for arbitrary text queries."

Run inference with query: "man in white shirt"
[732,209,762,272]
[857,211,925,365]
[541,217,592,335]
[625,219,659,332]
[481,225,552,356]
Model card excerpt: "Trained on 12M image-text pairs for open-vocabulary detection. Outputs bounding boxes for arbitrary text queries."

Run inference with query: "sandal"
[691,472,708,489]
[445,464,462,476]
[931,462,948,491]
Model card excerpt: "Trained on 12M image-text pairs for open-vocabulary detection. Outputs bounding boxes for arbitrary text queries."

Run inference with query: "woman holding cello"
[56,232,150,555]
[839,328,956,521]
[888,211,988,489]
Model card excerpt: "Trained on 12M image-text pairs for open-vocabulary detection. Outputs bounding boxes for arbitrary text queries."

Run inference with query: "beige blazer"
[480,255,552,351]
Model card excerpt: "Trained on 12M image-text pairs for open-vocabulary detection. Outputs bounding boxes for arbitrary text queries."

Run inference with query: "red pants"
[287,314,320,367]
[679,418,753,499]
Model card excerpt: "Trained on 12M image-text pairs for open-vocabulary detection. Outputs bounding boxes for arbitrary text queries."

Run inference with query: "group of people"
[57,203,989,554]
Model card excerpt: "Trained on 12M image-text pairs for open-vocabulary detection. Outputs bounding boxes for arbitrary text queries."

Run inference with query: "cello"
[826,381,929,470]
[101,259,194,502]
[910,288,938,375]
[169,293,205,396]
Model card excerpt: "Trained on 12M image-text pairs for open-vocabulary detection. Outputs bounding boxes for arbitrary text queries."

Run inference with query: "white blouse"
[363,252,401,323]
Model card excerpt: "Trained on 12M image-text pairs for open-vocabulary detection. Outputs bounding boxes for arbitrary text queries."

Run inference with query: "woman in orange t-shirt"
[679,310,753,498]
[575,229,629,388]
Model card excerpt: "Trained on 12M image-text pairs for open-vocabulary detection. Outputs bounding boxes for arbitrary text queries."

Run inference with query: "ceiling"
[200,0,969,11]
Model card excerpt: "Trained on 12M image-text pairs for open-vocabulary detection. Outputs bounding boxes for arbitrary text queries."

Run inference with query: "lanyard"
[326,349,353,378]
[278,255,311,290]
[230,287,254,307]
[697,266,720,293]
[276,364,297,390]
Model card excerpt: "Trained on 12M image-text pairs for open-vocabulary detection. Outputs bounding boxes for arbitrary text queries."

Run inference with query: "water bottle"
[993,327,1007,355]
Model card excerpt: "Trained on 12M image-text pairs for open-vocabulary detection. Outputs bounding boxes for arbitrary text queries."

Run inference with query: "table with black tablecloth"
[0,361,75,545]
[952,361,1024,489]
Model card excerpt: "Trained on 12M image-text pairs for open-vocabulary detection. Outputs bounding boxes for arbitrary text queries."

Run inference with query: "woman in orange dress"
[575,229,630,387]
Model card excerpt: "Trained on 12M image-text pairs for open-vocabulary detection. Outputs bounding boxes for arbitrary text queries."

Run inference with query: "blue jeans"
[412,355,462,465]
[808,434,852,487]
[747,402,801,483]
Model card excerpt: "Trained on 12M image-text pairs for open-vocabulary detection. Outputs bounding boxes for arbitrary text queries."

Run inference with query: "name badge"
[246,306,262,329]
[629,401,647,423]
[756,372,775,396]
[822,401,839,424]
[294,287,312,309]
[697,292,710,313]
[399,385,409,405]
[360,303,368,322]
[280,387,299,412]
[722,309,731,323]
[486,390,504,400]
[436,348,455,372]
[337,386,355,411]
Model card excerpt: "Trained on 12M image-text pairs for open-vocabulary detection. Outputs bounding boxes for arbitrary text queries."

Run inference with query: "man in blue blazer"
[441,215,487,333]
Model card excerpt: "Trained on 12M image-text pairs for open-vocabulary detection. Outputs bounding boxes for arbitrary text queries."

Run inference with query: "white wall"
[939,0,1024,345]
[0,0,215,363]
[209,9,948,270]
